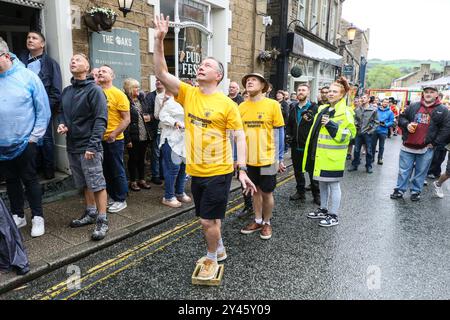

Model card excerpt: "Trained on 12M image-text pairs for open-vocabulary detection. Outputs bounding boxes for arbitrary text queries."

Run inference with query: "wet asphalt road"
[2,136,450,300]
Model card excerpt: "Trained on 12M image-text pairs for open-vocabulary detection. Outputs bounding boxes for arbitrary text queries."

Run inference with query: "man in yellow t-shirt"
[239,73,286,240]
[153,14,257,281]
[98,65,131,214]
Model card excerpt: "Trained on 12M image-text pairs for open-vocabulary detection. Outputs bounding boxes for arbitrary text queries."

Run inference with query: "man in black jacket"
[57,54,109,241]
[286,84,320,204]
[390,86,449,202]
[19,31,62,180]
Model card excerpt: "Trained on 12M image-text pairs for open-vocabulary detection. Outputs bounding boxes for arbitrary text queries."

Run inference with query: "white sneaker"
[13,215,27,229]
[31,216,45,237]
[108,201,127,213]
[162,197,182,208]
[434,181,444,198]
[176,193,192,203]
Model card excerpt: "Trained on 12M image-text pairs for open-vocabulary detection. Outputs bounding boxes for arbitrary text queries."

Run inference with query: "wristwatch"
[238,165,248,173]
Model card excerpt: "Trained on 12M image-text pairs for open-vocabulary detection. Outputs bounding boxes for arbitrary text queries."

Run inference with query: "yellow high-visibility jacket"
[302,98,356,182]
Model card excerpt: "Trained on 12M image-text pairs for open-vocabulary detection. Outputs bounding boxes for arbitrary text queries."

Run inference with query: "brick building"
[0,0,267,174]
[391,64,450,89]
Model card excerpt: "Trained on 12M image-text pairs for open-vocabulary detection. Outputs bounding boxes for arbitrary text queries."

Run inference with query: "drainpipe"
[275,0,288,91]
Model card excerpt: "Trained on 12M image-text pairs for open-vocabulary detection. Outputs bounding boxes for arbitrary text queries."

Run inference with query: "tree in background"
[366,65,402,89]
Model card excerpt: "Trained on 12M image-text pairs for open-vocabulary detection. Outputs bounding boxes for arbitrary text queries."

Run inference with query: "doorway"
[0,1,41,54]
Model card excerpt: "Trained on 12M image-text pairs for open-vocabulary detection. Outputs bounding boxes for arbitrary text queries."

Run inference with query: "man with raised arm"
[153,14,257,281]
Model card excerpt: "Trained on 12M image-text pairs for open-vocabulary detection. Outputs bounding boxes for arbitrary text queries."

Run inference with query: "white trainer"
[176,193,192,203]
[31,216,45,237]
[13,215,27,229]
[434,181,444,198]
[108,201,127,213]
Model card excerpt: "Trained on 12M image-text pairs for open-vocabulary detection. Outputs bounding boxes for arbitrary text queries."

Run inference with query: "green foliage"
[367,59,443,72]
[367,65,402,89]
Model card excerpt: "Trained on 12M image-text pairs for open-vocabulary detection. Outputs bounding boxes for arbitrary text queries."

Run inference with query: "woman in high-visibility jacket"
[302,77,356,227]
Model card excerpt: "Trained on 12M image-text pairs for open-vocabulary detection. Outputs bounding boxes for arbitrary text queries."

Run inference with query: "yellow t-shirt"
[239,97,285,167]
[103,86,130,141]
[176,82,243,177]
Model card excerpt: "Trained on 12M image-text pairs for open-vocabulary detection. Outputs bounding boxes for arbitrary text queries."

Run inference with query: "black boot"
[290,192,306,201]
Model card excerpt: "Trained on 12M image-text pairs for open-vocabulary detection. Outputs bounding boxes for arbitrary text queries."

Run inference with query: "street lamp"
[346,23,357,44]
[118,0,134,17]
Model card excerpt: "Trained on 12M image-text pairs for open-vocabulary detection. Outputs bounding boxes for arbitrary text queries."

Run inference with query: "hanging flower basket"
[84,7,117,32]
[257,48,281,64]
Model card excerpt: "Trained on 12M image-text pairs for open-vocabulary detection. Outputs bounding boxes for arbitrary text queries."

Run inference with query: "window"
[180,0,208,25]
[310,0,319,34]
[329,1,338,44]
[163,0,212,81]
[297,0,306,26]
[161,0,176,18]
[320,0,328,40]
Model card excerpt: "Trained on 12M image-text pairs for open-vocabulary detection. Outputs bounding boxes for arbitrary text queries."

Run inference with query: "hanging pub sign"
[178,27,206,79]
[179,48,202,78]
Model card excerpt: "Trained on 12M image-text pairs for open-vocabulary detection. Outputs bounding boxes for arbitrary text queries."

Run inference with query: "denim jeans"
[352,133,374,169]
[151,134,163,178]
[319,181,341,216]
[102,140,128,202]
[161,141,186,200]
[372,132,387,161]
[396,148,434,194]
[0,143,43,218]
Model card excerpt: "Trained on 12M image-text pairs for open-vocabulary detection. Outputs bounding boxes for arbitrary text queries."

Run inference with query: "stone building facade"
[265,0,346,101]
[0,0,265,174]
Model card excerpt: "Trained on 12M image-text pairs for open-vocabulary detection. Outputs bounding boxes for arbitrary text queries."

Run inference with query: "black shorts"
[247,164,277,193]
[191,173,233,220]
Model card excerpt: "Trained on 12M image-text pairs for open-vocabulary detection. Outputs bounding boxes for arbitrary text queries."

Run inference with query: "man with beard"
[390,86,448,202]
[286,84,320,205]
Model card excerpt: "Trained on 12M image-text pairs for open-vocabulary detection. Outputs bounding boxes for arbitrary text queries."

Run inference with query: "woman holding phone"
[302,77,356,227]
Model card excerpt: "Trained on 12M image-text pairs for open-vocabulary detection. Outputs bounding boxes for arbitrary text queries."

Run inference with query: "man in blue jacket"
[372,98,394,165]
[19,31,62,180]
[0,38,51,238]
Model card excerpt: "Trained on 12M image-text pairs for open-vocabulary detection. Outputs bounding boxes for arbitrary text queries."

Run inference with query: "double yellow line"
[33,174,294,300]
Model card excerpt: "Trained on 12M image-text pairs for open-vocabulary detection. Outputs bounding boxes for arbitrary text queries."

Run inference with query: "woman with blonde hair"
[123,78,152,191]
[302,77,356,227]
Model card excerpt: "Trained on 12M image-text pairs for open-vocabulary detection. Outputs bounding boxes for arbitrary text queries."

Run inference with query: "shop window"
[163,0,212,81]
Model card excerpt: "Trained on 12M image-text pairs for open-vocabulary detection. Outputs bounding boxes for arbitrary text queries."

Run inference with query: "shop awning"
[287,33,343,67]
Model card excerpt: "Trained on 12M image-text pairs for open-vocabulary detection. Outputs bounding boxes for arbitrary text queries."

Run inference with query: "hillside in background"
[367,59,445,73]
[365,59,448,89]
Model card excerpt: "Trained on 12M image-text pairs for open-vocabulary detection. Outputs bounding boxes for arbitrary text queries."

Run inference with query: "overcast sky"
[342,0,450,61]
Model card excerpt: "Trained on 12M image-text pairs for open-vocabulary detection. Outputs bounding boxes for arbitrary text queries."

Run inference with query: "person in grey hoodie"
[57,54,109,241]
[349,94,378,173]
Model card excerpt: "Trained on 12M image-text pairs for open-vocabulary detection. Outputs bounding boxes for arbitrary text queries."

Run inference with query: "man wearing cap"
[239,73,286,240]
[390,86,448,202]
[154,15,256,281]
